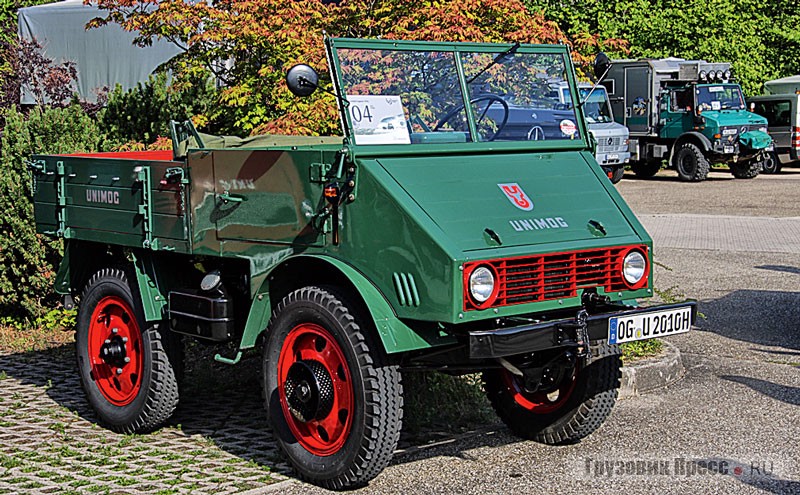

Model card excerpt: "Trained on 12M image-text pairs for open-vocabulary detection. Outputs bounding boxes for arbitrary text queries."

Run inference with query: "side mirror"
[592,52,612,81]
[286,64,319,97]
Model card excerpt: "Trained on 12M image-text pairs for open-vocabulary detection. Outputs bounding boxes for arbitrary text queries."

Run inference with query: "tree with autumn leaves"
[88,0,624,136]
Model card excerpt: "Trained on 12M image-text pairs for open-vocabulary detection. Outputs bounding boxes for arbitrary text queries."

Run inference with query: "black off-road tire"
[76,268,180,433]
[674,143,710,182]
[262,286,403,490]
[760,152,781,174]
[608,166,625,184]
[631,160,662,179]
[483,341,622,444]
[730,159,762,179]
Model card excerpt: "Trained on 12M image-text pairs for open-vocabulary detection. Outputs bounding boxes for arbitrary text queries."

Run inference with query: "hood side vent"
[393,272,420,307]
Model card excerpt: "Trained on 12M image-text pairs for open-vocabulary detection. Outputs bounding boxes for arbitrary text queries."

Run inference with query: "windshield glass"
[695,84,745,111]
[336,45,582,145]
[578,87,613,123]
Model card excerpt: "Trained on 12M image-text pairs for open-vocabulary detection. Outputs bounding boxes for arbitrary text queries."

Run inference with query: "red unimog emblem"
[498,183,534,211]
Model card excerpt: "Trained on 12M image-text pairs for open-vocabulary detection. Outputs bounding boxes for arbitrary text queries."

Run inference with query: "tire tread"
[484,341,621,445]
[78,268,180,434]
[262,286,402,490]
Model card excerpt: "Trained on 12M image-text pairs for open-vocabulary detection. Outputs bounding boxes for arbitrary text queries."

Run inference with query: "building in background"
[17,0,181,104]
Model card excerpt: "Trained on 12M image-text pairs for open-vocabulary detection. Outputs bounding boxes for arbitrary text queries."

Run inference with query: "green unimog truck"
[31,38,696,489]
[604,58,773,181]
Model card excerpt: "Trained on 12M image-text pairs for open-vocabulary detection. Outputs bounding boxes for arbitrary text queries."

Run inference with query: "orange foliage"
[87,0,624,136]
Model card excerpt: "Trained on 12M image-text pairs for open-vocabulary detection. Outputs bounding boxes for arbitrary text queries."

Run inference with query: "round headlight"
[724,69,732,79]
[715,70,724,80]
[698,70,707,81]
[200,270,222,292]
[469,266,495,303]
[622,251,647,286]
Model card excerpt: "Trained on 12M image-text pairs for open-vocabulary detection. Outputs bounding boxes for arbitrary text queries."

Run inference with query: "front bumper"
[468,301,697,359]
[596,151,631,165]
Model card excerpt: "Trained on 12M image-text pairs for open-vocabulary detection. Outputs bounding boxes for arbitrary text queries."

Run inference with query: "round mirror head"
[286,64,319,97]
[593,52,611,81]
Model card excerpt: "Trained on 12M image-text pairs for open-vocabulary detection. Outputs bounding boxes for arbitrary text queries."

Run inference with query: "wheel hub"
[100,334,128,367]
[284,360,334,422]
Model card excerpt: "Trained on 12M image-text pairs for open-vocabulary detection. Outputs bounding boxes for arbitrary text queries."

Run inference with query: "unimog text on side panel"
[31,38,696,489]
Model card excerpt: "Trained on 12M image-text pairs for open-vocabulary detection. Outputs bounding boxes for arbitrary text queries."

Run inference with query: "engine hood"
[588,121,629,138]
[374,151,641,253]
[700,110,768,128]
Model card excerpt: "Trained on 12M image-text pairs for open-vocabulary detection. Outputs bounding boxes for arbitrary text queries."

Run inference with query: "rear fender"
[54,241,165,322]
[129,251,167,322]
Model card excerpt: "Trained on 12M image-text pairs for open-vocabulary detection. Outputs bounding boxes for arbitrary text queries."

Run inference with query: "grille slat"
[464,246,647,311]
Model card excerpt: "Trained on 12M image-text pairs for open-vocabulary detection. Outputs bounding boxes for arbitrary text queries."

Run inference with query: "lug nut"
[116,368,123,375]
[112,328,118,334]
[104,339,111,344]
[122,337,128,343]
[124,357,131,363]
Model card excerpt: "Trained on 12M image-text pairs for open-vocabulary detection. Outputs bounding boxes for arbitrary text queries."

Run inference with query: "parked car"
[747,93,800,173]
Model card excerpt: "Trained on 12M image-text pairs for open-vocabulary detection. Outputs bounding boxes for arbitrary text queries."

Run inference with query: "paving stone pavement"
[0,346,291,495]
[639,214,800,254]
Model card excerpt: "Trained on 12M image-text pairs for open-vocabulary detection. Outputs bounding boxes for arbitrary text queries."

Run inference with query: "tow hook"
[557,309,591,363]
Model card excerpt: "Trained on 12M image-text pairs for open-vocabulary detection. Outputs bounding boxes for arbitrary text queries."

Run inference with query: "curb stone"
[619,340,684,399]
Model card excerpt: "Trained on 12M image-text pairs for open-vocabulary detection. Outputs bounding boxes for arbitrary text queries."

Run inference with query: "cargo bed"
[31,126,344,255]
[31,150,191,252]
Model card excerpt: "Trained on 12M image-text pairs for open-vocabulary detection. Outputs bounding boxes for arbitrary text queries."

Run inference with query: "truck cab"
[605,58,772,181]
[552,81,631,183]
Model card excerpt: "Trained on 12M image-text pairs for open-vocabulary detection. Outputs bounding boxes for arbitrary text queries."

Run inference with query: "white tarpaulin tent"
[17,0,182,104]
[764,75,800,95]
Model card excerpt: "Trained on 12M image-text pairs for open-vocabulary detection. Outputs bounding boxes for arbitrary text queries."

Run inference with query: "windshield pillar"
[454,52,480,142]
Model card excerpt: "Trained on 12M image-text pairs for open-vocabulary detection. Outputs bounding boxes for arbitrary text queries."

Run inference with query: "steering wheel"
[526,126,545,141]
[433,94,510,141]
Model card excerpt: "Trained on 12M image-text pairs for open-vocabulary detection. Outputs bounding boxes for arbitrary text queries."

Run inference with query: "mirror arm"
[578,64,612,109]
[298,76,350,107]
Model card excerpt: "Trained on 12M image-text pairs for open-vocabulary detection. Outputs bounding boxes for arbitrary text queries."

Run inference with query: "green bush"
[0,104,100,321]
[99,72,224,147]
[402,372,495,434]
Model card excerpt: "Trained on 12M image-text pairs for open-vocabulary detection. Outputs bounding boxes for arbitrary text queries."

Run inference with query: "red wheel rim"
[87,296,143,406]
[278,323,354,456]
[501,368,577,414]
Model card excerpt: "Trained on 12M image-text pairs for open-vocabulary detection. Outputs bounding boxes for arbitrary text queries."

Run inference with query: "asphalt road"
[275,168,800,495]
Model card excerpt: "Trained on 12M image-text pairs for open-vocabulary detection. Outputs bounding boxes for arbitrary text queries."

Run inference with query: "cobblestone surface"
[639,214,800,254]
[0,346,289,495]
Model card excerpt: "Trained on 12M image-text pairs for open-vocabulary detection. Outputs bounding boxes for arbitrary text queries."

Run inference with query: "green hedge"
[0,104,100,321]
[100,72,223,147]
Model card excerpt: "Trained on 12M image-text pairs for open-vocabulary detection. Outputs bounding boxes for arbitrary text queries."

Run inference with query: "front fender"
[237,254,456,354]
[676,131,713,152]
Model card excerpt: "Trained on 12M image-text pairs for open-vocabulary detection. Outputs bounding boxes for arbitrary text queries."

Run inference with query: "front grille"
[463,246,647,311]
[597,137,626,153]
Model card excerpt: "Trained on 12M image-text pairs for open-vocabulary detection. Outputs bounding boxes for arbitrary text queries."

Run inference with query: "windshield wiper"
[466,42,520,84]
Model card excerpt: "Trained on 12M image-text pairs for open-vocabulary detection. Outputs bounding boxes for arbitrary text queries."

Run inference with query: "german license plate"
[608,307,692,344]
[608,154,619,160]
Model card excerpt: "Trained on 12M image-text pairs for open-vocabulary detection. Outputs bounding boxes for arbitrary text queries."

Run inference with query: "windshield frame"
[326,37,590,155]
[694,83,746,112]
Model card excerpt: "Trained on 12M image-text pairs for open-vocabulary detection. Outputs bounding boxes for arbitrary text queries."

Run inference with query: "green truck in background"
[604,58,773,181]
[31,38,696,489]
